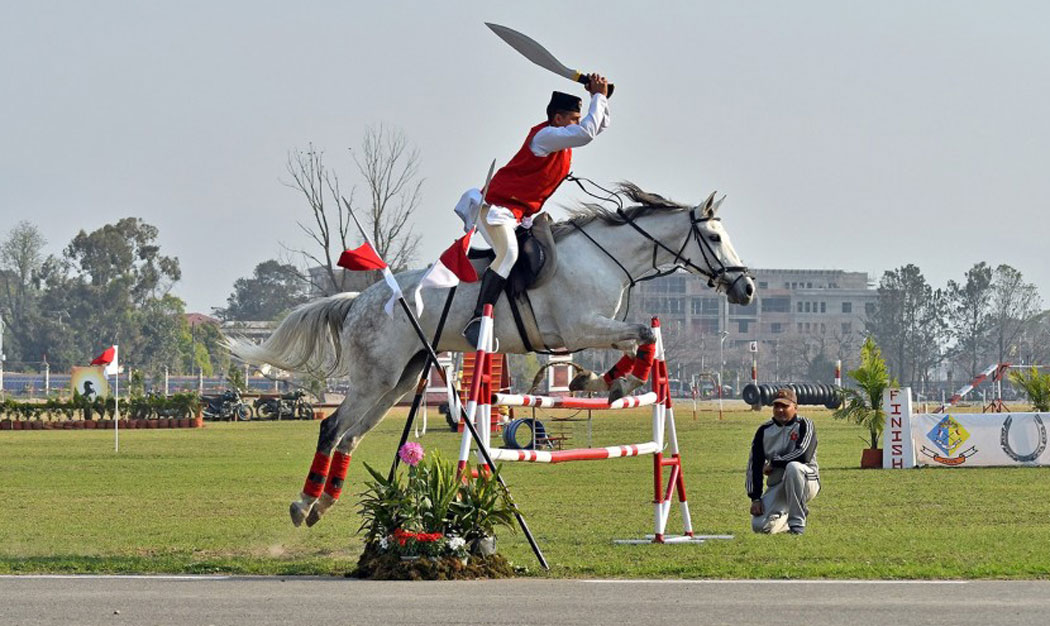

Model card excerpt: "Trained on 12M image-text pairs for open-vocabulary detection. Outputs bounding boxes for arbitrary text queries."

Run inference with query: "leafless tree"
[284,125,424,296]
[283,145,352,295]
[351,124,423,273]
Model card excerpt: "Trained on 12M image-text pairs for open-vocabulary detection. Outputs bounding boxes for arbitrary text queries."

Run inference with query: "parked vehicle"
[253,390,314,420]
[202,389,252,421]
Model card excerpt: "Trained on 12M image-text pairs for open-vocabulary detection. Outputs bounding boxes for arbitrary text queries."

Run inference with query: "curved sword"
[485,22,615,97]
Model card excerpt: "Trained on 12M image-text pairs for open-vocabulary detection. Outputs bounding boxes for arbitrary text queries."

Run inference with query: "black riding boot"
[462,269,506,349]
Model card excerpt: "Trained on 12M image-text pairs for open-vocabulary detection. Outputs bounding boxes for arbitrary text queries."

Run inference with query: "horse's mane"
[550,182,690,241]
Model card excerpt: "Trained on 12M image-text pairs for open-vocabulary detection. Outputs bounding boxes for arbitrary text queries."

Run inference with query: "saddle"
[467,212,558,295]
[467,213,560,352]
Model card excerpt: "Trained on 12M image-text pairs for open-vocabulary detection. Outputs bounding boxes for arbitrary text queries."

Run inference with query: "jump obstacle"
[455,306,732,545]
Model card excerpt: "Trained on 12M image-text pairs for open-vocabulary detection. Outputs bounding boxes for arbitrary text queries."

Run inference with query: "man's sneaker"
[788,526,805,535]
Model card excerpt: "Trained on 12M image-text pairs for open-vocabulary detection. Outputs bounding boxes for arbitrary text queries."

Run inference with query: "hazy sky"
[3,1,1048,313]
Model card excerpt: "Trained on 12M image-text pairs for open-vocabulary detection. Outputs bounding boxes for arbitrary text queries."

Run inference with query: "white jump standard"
[457,307,731,544]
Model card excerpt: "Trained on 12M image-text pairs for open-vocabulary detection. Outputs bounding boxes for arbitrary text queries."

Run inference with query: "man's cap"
[548,91,582,113]
[772,388,797,406]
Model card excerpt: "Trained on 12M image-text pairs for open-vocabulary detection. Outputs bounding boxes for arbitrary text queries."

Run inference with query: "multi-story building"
[629,268,878,387]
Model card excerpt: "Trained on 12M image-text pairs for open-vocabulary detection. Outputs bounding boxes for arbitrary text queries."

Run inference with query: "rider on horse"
[461,73,611,348]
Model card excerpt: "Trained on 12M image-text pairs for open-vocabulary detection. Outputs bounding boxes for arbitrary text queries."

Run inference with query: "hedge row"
[0,393,201,421]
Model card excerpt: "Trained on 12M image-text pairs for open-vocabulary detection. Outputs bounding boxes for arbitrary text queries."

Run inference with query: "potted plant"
[833,336,891,469]
[354,443,516,579]
[1009,367,1050,411]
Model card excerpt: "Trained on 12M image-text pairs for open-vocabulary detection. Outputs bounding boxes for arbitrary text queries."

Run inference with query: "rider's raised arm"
[530,92,611,157]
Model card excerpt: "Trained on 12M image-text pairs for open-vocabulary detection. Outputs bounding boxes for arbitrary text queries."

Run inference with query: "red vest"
[484,122,572,220]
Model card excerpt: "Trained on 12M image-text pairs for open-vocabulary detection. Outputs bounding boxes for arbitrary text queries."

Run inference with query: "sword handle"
[576,73,614,97]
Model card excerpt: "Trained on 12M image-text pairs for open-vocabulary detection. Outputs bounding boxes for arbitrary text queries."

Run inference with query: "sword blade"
[485,22,579,82]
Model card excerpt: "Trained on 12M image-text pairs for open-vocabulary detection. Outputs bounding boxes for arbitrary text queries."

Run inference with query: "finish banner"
[885,388,1049,467]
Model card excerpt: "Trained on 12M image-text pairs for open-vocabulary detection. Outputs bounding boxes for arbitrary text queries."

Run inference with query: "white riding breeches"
[478,205,519,279]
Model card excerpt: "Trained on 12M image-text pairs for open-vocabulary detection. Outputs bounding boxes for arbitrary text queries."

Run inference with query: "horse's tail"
[226,291,360,377]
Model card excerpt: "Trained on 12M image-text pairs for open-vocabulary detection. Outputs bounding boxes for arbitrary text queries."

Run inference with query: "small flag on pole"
[414,230,479,315]
[337,243,387,271]
[337,242,403,316]
[91,345,119,377]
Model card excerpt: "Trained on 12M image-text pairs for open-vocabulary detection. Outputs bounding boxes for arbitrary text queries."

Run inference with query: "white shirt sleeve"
[530,93,610,157]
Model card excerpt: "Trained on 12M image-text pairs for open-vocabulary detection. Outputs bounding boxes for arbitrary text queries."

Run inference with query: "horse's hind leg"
[289,407,344,527]
[294,352,428,528]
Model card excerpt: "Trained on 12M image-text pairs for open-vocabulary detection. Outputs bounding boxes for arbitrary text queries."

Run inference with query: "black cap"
[548,91,582,113]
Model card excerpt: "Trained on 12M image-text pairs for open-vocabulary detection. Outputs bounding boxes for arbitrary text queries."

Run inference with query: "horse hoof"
[289,501,311,527]
[305,508,322,527]
[569,371,608,392]
[607,374,643,403]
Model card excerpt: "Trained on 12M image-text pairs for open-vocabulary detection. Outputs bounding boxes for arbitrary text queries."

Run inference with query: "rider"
[461,73,611,348]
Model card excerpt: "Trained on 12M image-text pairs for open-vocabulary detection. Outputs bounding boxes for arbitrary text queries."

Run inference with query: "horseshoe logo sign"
[1000,414,1047,463]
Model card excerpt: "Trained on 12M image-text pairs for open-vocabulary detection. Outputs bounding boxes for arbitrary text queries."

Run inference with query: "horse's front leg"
[566,315,655,351]
[566,316,657,399]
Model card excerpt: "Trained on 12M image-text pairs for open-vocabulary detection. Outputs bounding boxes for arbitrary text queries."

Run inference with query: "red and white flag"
[414,230,480,315]
[91,345,119,377]
[337,242,403,316]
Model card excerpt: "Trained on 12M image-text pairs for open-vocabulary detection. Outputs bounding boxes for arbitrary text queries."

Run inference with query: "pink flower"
[398,442,425,467]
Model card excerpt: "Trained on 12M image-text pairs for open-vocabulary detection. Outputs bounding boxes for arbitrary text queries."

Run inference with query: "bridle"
[566,176,752,317]
[614,205,751,292]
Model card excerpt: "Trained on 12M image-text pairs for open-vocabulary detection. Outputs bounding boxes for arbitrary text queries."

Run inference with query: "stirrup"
[462,317,498,352]
[462,317,482,349]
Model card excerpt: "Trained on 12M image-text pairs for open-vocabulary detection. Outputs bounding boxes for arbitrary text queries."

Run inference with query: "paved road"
[2,576,1048,625]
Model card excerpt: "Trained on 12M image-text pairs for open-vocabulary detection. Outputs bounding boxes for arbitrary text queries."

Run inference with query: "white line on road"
[583,579,970,584]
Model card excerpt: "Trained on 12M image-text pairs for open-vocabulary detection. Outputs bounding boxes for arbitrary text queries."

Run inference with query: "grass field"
[2,405,1050,579]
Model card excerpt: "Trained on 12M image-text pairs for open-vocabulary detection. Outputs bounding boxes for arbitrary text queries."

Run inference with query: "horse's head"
[689,192,755,305]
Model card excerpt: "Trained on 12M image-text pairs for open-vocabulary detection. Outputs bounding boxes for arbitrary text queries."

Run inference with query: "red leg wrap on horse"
[323,451,352,500]
[630,343,657,382]
[303,452,331,499]
[602,355,636,385]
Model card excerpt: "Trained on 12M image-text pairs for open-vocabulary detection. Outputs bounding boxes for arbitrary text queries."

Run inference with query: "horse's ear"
[700,191,717,216]
[712,194,726,215]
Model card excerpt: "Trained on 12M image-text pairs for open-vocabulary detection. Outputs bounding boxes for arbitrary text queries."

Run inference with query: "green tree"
[215,259,308,321]
[866,264,945,389]
[0,221,48,363]
[945,262,993,379]
[988,264,1042,365]
[32,218,187,371]
[833,336,891,449]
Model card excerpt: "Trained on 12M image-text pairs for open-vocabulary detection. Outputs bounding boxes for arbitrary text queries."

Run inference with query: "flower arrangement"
[353,443,518,579]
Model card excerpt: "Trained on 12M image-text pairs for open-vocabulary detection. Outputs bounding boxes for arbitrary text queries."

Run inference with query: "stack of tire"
[741,382,843,409]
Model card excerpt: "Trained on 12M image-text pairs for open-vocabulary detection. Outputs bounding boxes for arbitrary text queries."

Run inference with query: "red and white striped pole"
[835,359,842,388]
[457,304,495,477]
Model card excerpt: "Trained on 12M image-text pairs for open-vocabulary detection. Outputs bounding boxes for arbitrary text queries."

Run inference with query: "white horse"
[229,183,755,527]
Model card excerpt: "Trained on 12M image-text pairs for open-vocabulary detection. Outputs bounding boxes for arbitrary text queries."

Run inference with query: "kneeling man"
[747,388,820,535]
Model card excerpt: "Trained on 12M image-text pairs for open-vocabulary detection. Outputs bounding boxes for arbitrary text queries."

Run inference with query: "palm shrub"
[1009,367,1050,411]
[833,336,891,449]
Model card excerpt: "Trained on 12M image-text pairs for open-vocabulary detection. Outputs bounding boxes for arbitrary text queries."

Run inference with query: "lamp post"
[718,330,729,421]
